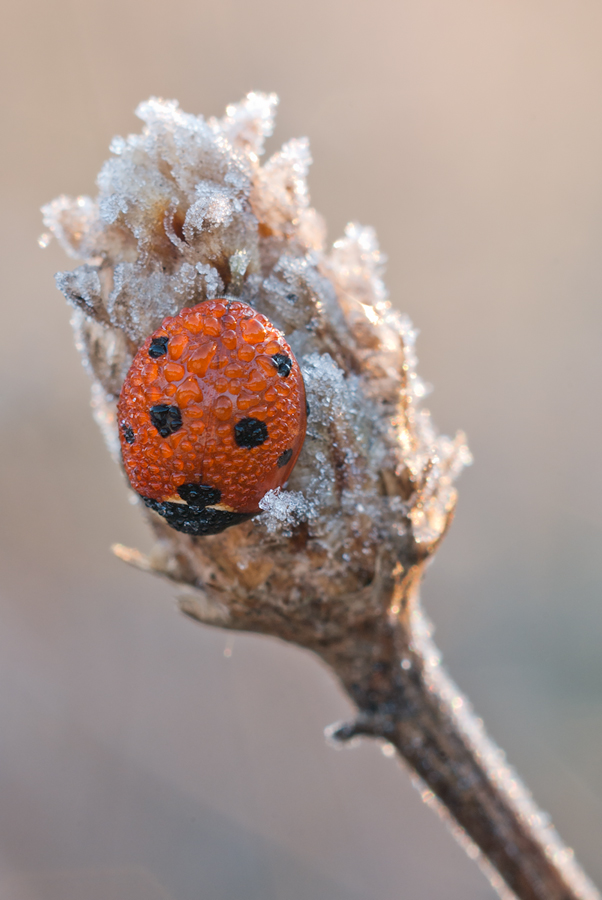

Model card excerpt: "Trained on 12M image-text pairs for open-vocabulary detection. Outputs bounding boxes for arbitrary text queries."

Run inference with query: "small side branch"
[327,606,599,900]
[48,92,600,900]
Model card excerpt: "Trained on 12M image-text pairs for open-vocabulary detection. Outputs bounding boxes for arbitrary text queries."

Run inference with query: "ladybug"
[117,299,307,535]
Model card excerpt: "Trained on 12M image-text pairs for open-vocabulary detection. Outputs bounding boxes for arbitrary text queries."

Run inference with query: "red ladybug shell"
[117,299,307,535]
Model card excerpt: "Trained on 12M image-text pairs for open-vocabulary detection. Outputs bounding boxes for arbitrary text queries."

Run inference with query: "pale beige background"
[1,1,602,898]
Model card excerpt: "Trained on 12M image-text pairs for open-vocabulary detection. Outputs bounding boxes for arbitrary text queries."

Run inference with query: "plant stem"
[325,604,599,900]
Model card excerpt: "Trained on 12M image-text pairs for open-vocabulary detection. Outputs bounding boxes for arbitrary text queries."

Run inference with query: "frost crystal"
[259,489,310,534]
[45,94,601,900]
[42,90,471,607]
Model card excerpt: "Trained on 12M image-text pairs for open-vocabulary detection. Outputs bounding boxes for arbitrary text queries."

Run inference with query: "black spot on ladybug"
[150,404,182,438]
[234,417,268,448]
[305,399,310,418]
[271,353,292,377]
[122,424,135,444]
[142,496,253,535]
[277,449,293,468]
[178,483,221,509]
[149,336,169,358]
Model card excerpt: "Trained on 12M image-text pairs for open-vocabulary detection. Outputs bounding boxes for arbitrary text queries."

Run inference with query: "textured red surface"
[118,300,307,514]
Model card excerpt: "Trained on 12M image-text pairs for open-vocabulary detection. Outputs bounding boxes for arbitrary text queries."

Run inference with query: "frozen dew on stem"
[41,86,477,810]
[41,92,600,900]
[41,89,471,594]
[258,488,310,535]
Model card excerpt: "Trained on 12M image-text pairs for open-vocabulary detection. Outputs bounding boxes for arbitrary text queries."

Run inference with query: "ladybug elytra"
[118,299,307,535]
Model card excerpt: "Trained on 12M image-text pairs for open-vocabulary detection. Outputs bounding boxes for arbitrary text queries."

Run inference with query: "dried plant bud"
[42,92,470,645]
[43,94,601,900]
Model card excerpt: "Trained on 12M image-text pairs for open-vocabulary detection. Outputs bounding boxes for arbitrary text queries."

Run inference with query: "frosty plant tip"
[42,93,599,900]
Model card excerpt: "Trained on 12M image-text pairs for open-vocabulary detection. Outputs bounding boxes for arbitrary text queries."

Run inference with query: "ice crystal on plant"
[42,90,470,607]
[44,94,602,900]
[259,489,310,534]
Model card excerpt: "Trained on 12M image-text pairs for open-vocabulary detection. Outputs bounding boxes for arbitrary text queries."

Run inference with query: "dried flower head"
[42,91,470,651]
[42,94,601,900]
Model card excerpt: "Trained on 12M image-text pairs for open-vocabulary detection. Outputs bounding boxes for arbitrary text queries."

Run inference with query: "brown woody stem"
[322,605,599,900]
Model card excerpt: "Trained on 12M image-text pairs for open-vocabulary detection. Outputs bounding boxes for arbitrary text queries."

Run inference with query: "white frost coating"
[411,607,601,900]
[42,91,470,549]
[330,222,388,308]
[259,353,359,533]
[195,262,224,298]
[90,381,121,464]
[43,93,597,900]
[251,138,313,240]
[259,489,310,534]
[218,92,278,157]
[302,351,356,420]
[41,195,103,262]
[394,315,472,544]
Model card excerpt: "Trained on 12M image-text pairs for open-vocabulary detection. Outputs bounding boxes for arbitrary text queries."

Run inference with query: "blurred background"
[2,1,602,897]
